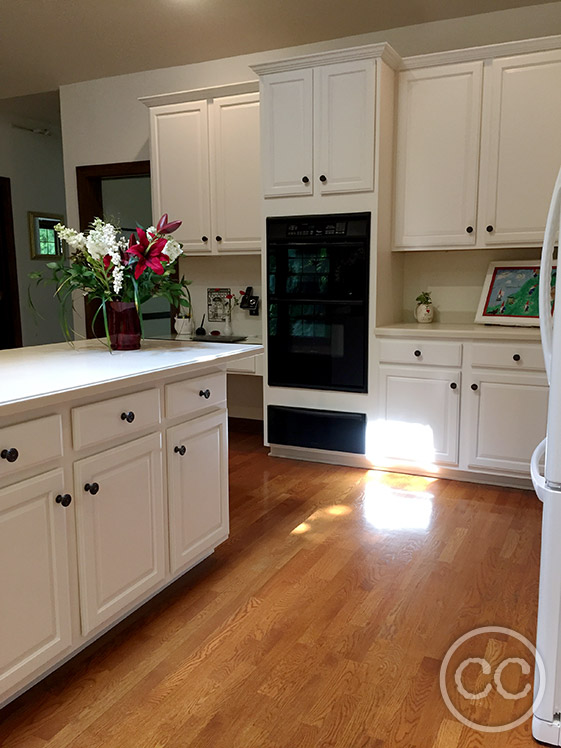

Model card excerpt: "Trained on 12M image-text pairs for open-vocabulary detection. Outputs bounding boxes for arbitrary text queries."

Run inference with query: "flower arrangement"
[224,289,246,314]
[30,213,191,344]
[415,291,432,305]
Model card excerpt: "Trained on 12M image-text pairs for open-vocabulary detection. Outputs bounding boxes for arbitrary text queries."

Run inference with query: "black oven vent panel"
[268,405,366,454]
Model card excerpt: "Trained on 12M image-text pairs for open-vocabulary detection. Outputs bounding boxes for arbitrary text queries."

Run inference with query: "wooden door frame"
[76,161,151,338]
[0,177,23,348]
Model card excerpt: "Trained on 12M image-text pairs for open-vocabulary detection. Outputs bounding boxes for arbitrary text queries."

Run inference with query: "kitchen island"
[0,338,262,706]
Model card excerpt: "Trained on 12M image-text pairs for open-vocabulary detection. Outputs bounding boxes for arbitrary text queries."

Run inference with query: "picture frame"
[475,260,556,326]
[28,211,64,260]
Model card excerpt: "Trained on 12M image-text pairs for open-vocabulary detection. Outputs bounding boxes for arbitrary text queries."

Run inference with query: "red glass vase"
[107,302,141,351]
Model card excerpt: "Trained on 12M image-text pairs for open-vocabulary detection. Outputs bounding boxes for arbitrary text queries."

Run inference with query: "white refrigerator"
[532,165,561,744]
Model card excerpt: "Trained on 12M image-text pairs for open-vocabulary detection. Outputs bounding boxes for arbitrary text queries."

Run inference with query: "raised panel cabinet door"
[0,469,72,695]
[465,371,548,473]
[260,69,313,197]
[74,433,165,635]
[150,100,212,253]
[480,50,561,245]
[167,410,228,575]
[315,59,376,194]
[394,62,483,248]
[210,93,261,253]
[375,366,461,466]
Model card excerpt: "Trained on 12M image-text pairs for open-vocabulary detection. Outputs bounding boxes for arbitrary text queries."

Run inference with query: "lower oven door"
[267,298,367,392]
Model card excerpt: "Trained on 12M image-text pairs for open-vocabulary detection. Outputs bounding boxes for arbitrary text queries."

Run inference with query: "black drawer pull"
[174,445,187,456]
[414,350,422,358]
[1,447,18,463]
[513,354,521,362]
[486,225,494,233]
[121,411,135,423]
[84,482,99,495]
[450,382,457,390]
[319,174,327,183]
[302,176,309,184]
[471,383,479,391]
[199,389,211,399]
[215,235,222,242]
[466,226,474,234]
[56,494,72,507]
[201,235,209,242]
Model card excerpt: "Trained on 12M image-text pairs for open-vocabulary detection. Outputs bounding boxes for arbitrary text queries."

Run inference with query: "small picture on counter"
[475,260,556,326]
[207,288,231,322]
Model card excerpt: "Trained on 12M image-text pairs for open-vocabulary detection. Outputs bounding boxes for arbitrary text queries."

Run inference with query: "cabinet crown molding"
[400,33,561,70]
[250,42,401,75]
[139,80,258,108]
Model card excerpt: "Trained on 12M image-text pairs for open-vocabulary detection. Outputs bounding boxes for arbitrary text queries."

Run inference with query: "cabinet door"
[74,433,165,635]
[394,62,483,248]
[315,59,376,194]
[480,50,561,245]
[210,93,261,253]
[0,470,72,694]
[376,366,460,466]
[167,410,228,575]
[150,100,212,254]
[465,371,548,474]
[260,69,313,197]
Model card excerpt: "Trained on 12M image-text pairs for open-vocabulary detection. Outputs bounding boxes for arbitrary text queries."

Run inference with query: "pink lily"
[126,228,169,279]
[156,213,182,235]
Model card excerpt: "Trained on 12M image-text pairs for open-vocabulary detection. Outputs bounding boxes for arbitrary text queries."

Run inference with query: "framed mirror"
[28,211,64,259]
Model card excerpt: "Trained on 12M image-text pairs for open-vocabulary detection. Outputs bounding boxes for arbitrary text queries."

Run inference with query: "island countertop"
[0,338,263,415]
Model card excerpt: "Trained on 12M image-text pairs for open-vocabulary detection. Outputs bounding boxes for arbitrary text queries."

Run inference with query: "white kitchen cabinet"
[73,432,166,635]
[167,410,228,574]
[259,59,376,197]
[148,92,261,255]
[0,470,72,694]
[393,62,483,248]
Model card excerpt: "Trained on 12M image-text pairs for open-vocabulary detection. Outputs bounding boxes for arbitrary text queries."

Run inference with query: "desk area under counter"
[0,338,262,707]
[373,322,546,486]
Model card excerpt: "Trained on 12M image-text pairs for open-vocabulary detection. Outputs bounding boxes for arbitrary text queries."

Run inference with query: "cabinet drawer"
[165,372,226,419]
[471,342,545,371]
[72,389,161,450]
[378,339,462,367]
[0,415,63,478]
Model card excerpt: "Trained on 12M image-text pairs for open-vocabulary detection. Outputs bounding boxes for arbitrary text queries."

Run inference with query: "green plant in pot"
[415,290,434,324]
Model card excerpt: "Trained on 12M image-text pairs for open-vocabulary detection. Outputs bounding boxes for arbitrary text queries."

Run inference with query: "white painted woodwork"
[165,371,226,419]
[0,470,72,693]
[149,100,212,253]
[260,69,313,197]
[227,355,256,373]
[394,62,483,248]
[315,59,375,194]
[71,388,161,450]
[0,415,63,479]
[210,93,261,252]
[379,366,460,465]
[465,371,548,473]
[471,341,545,371]
[167,410,228,574]
[378,338,463,367]
[479,50,561,245]
[73,433,165,635]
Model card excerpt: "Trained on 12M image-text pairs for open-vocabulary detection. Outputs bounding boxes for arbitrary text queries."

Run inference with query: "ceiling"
[0,0,559,100]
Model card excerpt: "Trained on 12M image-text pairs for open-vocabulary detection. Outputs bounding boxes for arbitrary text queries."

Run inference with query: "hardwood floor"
[0,422,543,747]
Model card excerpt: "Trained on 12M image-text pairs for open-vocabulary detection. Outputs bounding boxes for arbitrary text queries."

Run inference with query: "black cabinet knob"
[56,494,72,507]
[414,350,422,358]
[466,226,474,234]
[120,411,135,423]
[201,235,209,242]
[199,389,211,399]
[471,383,479,391]
[450,382,457,390]
[215,236,222,242]
[486,225,494,233]
[84,482,99,495]
[302,176,309,184]
[319,174,327,183]
[1,447,18,463]
[513,354,521,362]
[174,445,187,456]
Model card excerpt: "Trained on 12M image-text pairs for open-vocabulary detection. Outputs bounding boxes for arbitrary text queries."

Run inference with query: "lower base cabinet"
[167,410,228,574]
[0,470,72,694]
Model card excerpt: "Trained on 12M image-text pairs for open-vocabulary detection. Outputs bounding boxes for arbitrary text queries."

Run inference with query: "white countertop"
[375,322,542,341]
[0,339,263,412]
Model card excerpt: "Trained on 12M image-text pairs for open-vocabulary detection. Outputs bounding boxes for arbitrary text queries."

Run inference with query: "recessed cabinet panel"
[394,62,483,248]
[0,470,71,693]
[167,410,228,574]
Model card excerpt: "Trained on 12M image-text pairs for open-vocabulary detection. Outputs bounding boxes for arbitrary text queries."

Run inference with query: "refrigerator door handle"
[539,168,561,384]
[531,437,548,502]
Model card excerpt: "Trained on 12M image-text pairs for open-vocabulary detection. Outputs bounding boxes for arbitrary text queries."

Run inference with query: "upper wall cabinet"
[145,91,261,255]
[251,46,396,199]
[394,49,561,250]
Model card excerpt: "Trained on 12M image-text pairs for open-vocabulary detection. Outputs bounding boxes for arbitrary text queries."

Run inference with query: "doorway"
[0,177,22,349]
